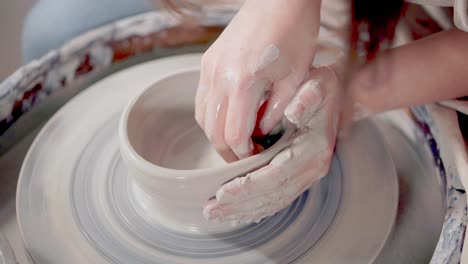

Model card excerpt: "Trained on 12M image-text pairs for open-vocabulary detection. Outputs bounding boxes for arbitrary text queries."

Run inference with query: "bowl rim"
[119,67,294,180]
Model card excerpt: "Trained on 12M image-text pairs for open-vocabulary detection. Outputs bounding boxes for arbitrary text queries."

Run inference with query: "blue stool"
[22,0,154,62]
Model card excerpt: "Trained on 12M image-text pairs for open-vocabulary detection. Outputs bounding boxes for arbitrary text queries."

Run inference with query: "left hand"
[195,0,321,161]
[203,66,343,225]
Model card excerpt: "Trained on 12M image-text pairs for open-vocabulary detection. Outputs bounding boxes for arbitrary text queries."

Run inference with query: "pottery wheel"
[17,54,398,263]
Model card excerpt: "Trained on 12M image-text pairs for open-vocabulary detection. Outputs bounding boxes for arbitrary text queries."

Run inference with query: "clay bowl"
[119,68,294,234]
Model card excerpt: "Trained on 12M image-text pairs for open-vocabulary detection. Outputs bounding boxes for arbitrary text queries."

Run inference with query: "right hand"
[195,0,321,161]
[203,65,344,225]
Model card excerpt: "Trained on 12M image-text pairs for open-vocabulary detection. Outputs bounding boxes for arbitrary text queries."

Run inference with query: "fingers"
[258,76,299,134]
[224,79,269,159]
[195,53,216,128]
[203,115,336,224]
[215,147,327,205]
[198,61,270,161]
[284,66,341,129]
[284,78,326,128]
[198,58,329,161]
[204,93,238,162]
[195,81,209,128]
[203,170,315,225]
[200,63,343,225]
[215,117,333,205]
[215,164,286,205]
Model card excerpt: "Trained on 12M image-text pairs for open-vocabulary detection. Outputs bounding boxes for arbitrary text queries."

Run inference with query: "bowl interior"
[127,70,227,170]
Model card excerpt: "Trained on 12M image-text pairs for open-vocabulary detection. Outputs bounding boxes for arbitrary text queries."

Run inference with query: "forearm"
[349,29,468,117]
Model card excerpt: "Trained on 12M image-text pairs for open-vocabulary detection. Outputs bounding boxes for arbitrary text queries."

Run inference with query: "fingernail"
[235,218,255,226]
[212,217,223,224]
[205,208,224,222]
[195,109,204,127]
[285,80,324,128]
[217,176,252,204]
[230,219,242,227]
[235,141,254,160]
[259,117,271,135]
[217,189,236,204]
[197,84,208,93]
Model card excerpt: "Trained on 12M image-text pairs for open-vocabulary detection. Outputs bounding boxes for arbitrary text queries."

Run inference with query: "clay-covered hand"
[203,66,343,225]
[195,0,321,161]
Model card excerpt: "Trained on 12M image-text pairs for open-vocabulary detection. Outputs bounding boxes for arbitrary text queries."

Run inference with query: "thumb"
[284,67,337,128]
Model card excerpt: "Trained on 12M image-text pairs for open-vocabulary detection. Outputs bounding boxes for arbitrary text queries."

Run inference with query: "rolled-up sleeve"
[454,0,468,31]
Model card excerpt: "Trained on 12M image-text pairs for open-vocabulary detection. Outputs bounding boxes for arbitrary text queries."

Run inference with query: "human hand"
[203,66,343,225]
[195,0,321,161]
